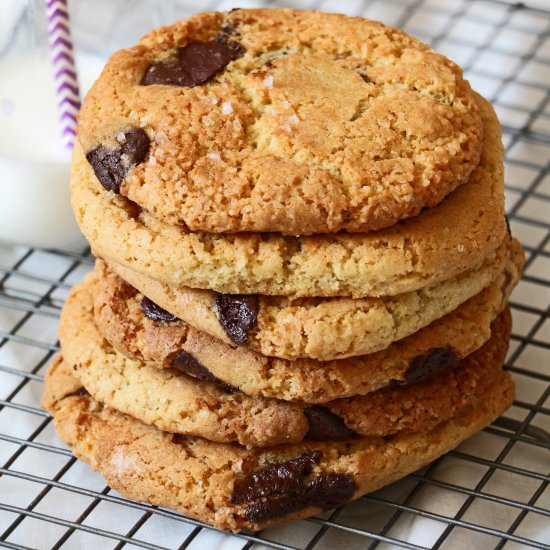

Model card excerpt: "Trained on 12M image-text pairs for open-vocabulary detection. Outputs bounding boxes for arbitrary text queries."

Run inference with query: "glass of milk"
[0,0,102,251]
[0,0,188,252]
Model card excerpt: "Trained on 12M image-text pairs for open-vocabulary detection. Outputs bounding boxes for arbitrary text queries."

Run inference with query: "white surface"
[0,54,71,164]
[0,157,83,251]
[0,0,549,549]
[0,51,103,250]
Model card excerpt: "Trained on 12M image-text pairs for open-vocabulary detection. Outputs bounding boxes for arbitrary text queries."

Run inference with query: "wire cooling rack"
[1,0,549,548]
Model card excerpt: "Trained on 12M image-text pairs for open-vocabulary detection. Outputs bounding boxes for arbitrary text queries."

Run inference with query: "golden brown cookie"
[60,278,307,448]
[72,94,505,298]
[59,268,511,447]
[77,9,482,235]
[103,236,519,360]
[93,251,521,402]
[43,355,514,532]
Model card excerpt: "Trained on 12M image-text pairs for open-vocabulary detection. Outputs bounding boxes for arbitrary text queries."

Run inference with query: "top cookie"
[77,8,482,235]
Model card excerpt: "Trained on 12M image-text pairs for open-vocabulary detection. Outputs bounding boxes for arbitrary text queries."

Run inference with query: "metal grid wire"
[1,0,549,548]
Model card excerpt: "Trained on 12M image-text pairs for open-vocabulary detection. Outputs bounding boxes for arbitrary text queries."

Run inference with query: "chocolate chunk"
[401,348,459,385]
[62,387,90,400]
[232,451,355,523]
[171,433,186,445]
[170,350,237,393]
[219,25,237,36]
[86,128,149,193]
[244,494,309,523]
[140,297,179,323]
[304,473,356,512]
[304,407,352,441]
[215,294,258,345]
[244,473,355,523]
[232,451,321,504]
[141,41,243,87]
[244,473,356,523]
[121,128,150,160]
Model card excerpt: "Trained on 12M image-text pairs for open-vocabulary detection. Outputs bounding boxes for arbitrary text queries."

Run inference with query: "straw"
[44,0,81,150]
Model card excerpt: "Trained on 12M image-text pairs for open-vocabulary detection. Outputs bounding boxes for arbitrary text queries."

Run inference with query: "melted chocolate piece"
[141,41,243,87]
[304,473,356,511]
[86,128,149,193]
[62,387,90,400]
[232,451,356,523]
[171,433,187,445]
[232,451,321,504]
[244,494,308,523]
[140,297,179,323]
[215,294,258,345]
[401,348,459,385]
[170,350,237,393]
[304,407,352,441]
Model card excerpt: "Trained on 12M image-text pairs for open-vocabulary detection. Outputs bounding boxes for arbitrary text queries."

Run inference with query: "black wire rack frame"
[0,0,549,548]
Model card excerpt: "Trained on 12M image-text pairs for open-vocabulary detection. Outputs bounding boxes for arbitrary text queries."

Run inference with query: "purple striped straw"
[45,0,81,150]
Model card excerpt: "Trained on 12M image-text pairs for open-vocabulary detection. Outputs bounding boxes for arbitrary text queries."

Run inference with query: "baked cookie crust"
[43,355,514,532]
[71,95,505,298]
[77,9,482,235]
[93,253,520,402]
[103,236,520,360]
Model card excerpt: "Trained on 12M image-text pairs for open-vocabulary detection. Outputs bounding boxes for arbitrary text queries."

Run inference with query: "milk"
[0,51,103,251]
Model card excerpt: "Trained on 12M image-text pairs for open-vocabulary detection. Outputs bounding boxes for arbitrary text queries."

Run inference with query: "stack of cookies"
[43,9,525,532]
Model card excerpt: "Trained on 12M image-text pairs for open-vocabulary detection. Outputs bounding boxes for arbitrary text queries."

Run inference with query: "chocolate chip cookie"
[72,94,505,298]
[93,247,522,402]
[103,235,518,360]
[77,9,482,235]
[43,354,514,532]
[59,278,306,448]
[59,267,512,448]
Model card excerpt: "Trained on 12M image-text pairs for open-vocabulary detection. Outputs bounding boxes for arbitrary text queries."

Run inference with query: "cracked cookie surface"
[43,354,514,532]
[77,8,482,235]
[72,94,505,298]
